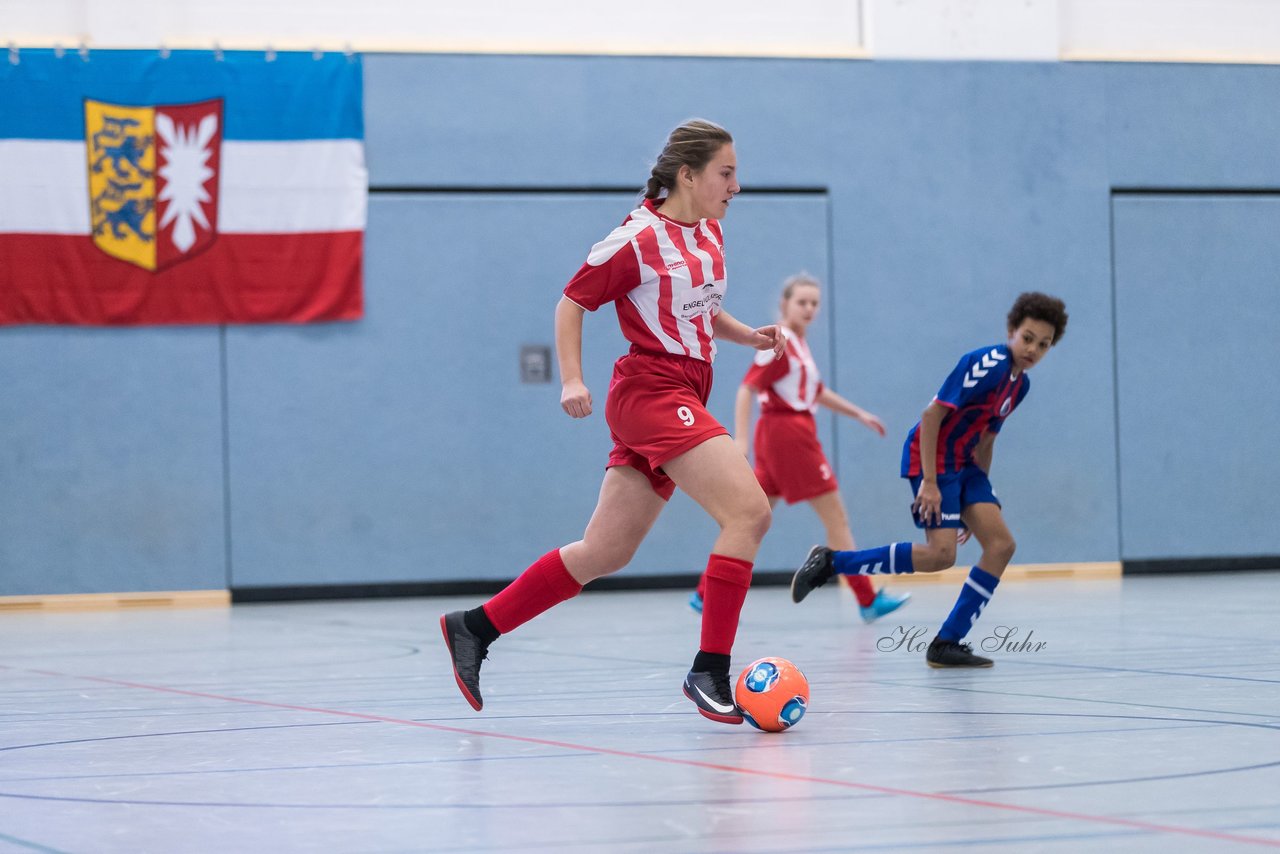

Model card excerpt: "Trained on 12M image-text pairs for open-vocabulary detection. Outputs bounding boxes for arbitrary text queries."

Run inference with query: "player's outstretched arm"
[555,296,592,418]
[816,387,886,437]
[713,310,784,358]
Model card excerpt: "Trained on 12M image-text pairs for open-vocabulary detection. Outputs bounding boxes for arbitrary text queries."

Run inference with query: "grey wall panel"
[1112,194,1280,560]
[825,61,1119,565]
[0,329,225,594]
[1105,64,1280,188]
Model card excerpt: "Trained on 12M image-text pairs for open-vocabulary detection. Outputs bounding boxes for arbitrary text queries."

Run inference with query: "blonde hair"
[777,273,822,324]
[780,272,822,302]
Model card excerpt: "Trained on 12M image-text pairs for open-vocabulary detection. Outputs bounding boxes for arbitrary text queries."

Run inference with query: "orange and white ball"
[734,657,809,732]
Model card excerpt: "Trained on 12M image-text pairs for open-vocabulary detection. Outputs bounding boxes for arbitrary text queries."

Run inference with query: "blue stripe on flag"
[0,49,363,141]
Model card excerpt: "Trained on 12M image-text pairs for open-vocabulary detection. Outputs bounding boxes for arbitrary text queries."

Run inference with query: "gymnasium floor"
[1,572,1277,853]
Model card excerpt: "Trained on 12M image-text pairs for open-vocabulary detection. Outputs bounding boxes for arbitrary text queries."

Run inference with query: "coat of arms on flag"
[85,97,223,271]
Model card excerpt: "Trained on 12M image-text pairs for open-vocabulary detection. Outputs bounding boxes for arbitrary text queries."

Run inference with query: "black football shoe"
[440,611,489,710]
[791,545,835,603]
[682,669,744,725]
[926,637,994,668]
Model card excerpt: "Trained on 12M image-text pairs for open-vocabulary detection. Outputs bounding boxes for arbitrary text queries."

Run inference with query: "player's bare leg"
[958,501,1016,579]
[691,495,779,614]
[926,501,1013,668]
[560,465,668,584]
[792,526,956,603]
[442,466,665,710]
[808,491,911,621]
[664,435,772,724]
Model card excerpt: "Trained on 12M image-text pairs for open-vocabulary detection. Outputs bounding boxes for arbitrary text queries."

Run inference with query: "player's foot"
[682,670,743,725]
[689,591,703,614]
[859,589,912,624]
[926,636,994,668]
[791,545,835,603]
[440,611,489,710]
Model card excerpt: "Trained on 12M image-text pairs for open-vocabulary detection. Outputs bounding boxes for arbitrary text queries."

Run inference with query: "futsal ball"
[735,657,809,732]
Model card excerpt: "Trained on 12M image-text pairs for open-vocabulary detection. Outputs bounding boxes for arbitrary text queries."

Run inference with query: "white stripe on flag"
[0,139,367,234]
[0,140,90,234]
[220,141,367,232]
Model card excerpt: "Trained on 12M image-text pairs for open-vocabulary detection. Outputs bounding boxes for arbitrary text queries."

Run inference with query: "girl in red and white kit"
[690,274,909,622]
[441,119,784,725]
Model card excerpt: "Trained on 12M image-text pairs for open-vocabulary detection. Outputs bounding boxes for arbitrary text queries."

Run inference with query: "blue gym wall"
[3,55,1279,594]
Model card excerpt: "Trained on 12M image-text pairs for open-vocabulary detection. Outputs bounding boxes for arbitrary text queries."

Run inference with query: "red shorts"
[753,410,838,504]
[605,348,728,500]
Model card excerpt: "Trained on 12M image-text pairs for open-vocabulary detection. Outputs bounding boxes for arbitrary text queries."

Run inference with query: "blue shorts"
[906,465,1001,529]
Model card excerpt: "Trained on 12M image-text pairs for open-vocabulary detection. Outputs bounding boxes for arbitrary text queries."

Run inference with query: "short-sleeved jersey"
[742,328,824,413]
[562,198,726,363]
[901,343,1030,477]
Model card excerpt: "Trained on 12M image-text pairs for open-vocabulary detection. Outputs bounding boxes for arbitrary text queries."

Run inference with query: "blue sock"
[832,542,914,576]
[937,567,1000,642]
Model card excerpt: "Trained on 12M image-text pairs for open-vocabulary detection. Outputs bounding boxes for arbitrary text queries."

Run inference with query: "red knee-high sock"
[844,574,876,607]
[481,548,583,635]
[699,554,753,655]
[695,572,707,600]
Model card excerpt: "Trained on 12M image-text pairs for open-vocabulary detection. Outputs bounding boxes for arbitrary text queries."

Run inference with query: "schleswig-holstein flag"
[0,49,365,325]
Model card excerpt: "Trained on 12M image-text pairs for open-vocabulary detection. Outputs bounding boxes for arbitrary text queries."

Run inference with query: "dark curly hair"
[1007,292,1068,344]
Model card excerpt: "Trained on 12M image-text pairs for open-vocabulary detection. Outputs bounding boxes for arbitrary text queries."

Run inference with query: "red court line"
[7,665,1279,848]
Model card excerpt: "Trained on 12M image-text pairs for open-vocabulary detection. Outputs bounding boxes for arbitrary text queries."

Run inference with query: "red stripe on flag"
[0,232,362,325]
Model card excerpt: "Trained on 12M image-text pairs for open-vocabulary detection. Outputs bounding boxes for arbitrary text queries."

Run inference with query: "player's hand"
[956,527,973,546]
[561,379,592,418]
[752,324,785,359]
[912,480,942,526]
[860,412,887,438]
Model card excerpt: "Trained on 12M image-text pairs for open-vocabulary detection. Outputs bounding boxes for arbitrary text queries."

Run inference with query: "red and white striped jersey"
[743,328,824,413]
[563,198,726,363]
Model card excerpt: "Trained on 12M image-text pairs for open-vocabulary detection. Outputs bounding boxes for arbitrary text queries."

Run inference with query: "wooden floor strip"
[0,590,230,612]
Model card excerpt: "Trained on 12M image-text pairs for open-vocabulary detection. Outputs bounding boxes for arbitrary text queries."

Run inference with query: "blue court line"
[999,657,1280,684]
[0,832,67,854]
[0,720,1209,785]
[0,793,880,814]
[0,718,376,755]
[949,757,1280,794]
[0,713,1273,810]
[870,675,1280,720]
[9,666,1280,848]
[720,828,1153,852]
[0,645,424,677]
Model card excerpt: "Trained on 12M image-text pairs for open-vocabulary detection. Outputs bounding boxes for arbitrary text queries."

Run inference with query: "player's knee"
[749,498,773,541]
[923,541,957,571]
[576,542,636,579]
[733,497,772,545]
[992,535,1016,564]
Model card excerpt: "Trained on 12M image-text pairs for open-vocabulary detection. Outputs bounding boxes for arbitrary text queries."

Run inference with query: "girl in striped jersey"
[690,274,909,622]
[441,119,785,725]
